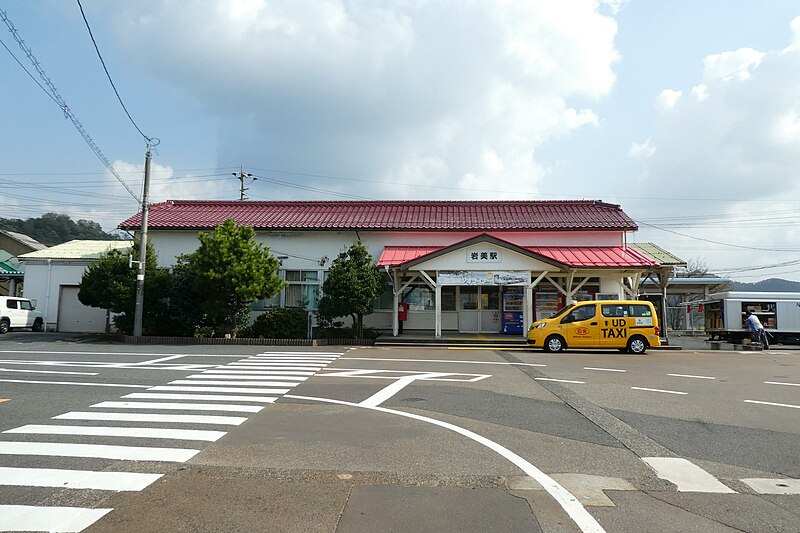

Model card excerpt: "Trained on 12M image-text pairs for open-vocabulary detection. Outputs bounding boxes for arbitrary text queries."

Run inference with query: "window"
[562,304,596,323]
[441,286,456,311]
[6,299,17,309]
[374,284,394,310]
[404,286,435,311]
[285,270,321,309]
[251,293,281,311]
[601,304,652,318]
[18,300,32,311]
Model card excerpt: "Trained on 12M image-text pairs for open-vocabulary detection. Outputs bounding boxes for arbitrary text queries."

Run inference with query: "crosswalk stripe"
[0,504,112,533]
[148,385,291,394]
[642,457,735,493]
[4,424,227,442]
[0,441,199,462]
[246,358,337,362]
[201,370,314,376]
[254,352,342,356]
[227,362,324,368]
[168,379,301,387]
[54,411,247,425]
[91,401,264,413]
[222,365,322,371]
[0,466,162,491]
[188,374,307,381]
[121,392,277,403]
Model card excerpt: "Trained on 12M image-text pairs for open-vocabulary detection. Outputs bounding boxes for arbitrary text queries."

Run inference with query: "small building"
[0,230,47,297]
[119,199,680,338]
[19,240,132,332]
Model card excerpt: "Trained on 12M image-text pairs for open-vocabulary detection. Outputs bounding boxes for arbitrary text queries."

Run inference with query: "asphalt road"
[0,333,797,532]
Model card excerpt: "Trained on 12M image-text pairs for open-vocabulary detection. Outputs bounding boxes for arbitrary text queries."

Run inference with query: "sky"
[1,0,799,282]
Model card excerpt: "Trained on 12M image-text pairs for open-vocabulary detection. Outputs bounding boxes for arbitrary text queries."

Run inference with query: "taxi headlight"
[529,322,546,330]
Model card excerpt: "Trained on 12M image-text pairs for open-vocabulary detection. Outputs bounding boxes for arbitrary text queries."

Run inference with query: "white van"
[0,296,44,334]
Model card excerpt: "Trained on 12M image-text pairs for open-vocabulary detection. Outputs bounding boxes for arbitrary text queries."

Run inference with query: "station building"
[119,199,679,338]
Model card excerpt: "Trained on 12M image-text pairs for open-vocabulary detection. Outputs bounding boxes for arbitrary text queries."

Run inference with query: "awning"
[377,245,658,269]
[0,261,23,276]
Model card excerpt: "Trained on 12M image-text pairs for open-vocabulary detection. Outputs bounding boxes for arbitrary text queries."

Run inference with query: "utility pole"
[133,143,152,337]
[233,166,256,200]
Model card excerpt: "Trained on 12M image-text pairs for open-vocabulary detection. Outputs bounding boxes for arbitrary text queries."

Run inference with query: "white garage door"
[57,286,108,333]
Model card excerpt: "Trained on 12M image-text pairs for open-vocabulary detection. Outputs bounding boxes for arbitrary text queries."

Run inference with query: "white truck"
[0,296,44,334]
[703,291,800,345]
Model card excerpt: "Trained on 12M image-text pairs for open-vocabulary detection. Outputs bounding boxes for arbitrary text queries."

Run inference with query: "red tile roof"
[118,200,637,231]
[377,244,657,268]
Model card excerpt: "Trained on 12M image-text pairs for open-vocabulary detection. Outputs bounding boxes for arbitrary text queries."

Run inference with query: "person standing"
[745,311,769,349]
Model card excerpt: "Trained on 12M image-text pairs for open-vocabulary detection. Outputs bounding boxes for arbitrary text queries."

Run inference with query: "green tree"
[317,240,383,338]
[78,239,171,334]
[0,212,120,246]
[180,219,283,337]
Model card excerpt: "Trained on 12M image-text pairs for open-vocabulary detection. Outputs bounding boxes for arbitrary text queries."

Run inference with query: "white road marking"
[667,373,715,380]
[583,367,626,373]
[91,401,264,413]
[744,399,800,409]
[343,357,546,367]
[287,394,604,533]
[133,354,187,365]
[631,387,687,395]
[741,478,800,494]
[536,377,585,384]
[168,379,300,387]
[642,457,735,493]
[201,370,314,376]
[0,379,148,388]
[0,504,112,532]
[54,411,247,425]
[248,356,338,364]
[319,368,490,382]
[122,392,277,403]
[0,466,162,491]
[4,424,227,441]
[764,381,800,387]
[222,365,322,371]
[186,374,307,381]
[360,374,450,408]
[0,367,98,376]
[148,385,291,394]
[0,441,199,462]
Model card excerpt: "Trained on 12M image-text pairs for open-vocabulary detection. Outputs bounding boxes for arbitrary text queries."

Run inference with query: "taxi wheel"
[627,336,648,354]
[544,334,566,353]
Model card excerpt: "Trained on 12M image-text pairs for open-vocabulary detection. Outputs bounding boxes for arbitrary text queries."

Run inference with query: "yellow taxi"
[527,300,661,354]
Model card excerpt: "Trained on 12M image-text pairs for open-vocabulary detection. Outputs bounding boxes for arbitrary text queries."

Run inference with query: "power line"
[635,219,800,252]
[0,7,139,202]
[76,0,152,144]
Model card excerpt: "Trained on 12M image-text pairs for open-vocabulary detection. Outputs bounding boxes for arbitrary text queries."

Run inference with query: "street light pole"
[133,143,152,337]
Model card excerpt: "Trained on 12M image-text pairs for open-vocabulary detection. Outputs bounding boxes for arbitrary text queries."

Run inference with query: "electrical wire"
[76,0,151,144]
[0,8,139,202]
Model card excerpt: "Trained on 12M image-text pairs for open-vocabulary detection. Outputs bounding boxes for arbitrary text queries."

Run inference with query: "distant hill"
[0,213,123,247]
[731,278,800,292]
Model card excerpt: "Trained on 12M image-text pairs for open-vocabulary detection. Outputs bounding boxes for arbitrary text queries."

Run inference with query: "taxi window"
[562,304,596,323]
[602,304,652,317]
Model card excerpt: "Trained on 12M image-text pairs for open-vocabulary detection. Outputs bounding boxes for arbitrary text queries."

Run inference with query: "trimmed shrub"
[242,307,309,339]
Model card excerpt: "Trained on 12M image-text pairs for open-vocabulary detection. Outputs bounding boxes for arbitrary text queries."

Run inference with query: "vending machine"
[502,287,524,334]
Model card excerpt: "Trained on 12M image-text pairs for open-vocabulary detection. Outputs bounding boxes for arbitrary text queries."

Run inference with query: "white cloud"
[782,15,800,52]
[690,84,709,102]
[630,18,800,279]
[110,1,620,200]
[702,48,765,81]
[655,89,682,111]
[628,137,656,159]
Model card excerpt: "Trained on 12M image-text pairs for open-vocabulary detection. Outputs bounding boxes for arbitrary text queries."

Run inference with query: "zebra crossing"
[0,350,342,533]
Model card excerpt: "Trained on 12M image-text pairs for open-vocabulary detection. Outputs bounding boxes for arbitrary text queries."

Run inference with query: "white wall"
[147,229,626,269]
[22,260,92,330]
